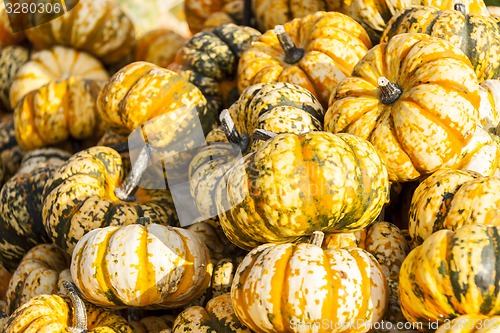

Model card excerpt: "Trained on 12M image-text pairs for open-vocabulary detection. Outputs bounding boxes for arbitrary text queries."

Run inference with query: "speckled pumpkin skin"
[5,244,70,315]
[325,33,481,182]
[231,241,389,333]
[170,23,261,115]
[135,29,188,69]
[478,79,500,130]
[42,146,179,255]
[408,168,500,246]
[0,148,70,271]
[381,6,500,82]
[217,131,390,250]
[399,224,500,329]
[0,45,29,111]
[173,293,252,333]
[238,11,372,108]
[0,116,25,188]
[3,293,137,333]
[24,0,135,65]
[184,0,243,34]
[70,224,212,309]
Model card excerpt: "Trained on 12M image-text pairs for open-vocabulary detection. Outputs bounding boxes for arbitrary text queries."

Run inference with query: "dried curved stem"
[252,129,278,142]
[378,77,403,105]
[63,281,88,333]
[220,109,250,152]
[114,144,153,202]
[275,25,304,64]
[454,3,467,14]
[309,231,325,247]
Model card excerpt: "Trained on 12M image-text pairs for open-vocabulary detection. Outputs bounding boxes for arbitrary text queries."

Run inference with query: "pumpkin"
[0,115,25,188]
[0,263,10,300]
[238,11,372,108]
[399,224,500,328]
[169,23,261,116]
[0,1,25,47]
[131,314,175,333]
[0,148,70,271]
[42,146,179,255]
[453,125,500,177]
[408,168,500,246]
[478,79,500,130]
[5,244,70,315]
[184,0,244,34]
[0,45,30,111]
[24,0,135,65]
[435,314,500,332]
[231,231,389,333]
[3,281,137,332]
[173,293,252,332]
[135,29,188,69]
[325,33,481,182]
[217,131,389,250]
[10,46,110,150]
[70,223,212,309]
[381,5,500,82]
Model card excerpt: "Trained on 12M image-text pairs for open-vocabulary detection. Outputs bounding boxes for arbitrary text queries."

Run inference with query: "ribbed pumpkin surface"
[135,29,187,68]
[325,33,481,182]
[231,241,388,333]
[381,6,500,81]
[217,131,389,250]
[0,45,29,111]
[400,224,500,328]
[71,224,212,309]
[42,146,179,255]
[408,168,500,246]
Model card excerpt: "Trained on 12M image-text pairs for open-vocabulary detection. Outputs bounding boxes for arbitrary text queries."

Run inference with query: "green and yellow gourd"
[42,146,179,255]
[169,23,261,116]
[5,244,70,315]
[381,4,500,81]
[399,224,500,329]
[3,281,137,333]
[0,148,70,271]
[70,223,212,309]
[173,293,252,333]
[231,231,389,333]
[216,130,390,250]
[408,168,500,246]
[0,45,30,111]
[0,115,25,189]
[325,33,481,182]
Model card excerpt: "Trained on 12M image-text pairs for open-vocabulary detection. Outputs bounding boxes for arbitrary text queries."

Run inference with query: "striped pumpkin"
[3,284,137,333]
[0,148,70,271]
[238,11,372,108]
[24,0,135,65]
[217,131,389,250]
[169,23,261,116]
[173,293,252,333]
[399,224,500,328]
[381,5,500,81]
[0,45,29,111]
[325,33,481,182]
[42,146,179,255]
[231,232,389,333]
[5,244,70,315]
[70,223,212,309]
[0,116,25,188]
[135,29,188,69]
[408,168,500,246]
[10,46,109,150]
[184,0,243,34]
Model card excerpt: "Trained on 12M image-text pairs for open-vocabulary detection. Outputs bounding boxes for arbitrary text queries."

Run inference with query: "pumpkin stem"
[243,0,253,27]
[309,231,325,247]
[114,144,153,202]
[378,77,403,105]
[220,109,250,152]
[274,25,304,64]
[453,3,467,14]
[252,129,278,142]
[63,281,88,333]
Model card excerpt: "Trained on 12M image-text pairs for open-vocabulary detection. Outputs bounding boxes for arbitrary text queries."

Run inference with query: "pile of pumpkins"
[0,0,500,332]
